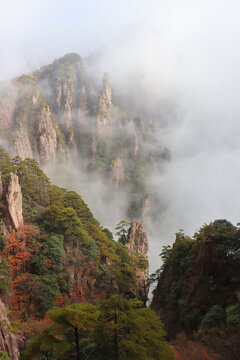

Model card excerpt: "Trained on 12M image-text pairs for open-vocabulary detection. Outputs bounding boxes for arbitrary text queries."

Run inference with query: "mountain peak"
[53,52,82,66]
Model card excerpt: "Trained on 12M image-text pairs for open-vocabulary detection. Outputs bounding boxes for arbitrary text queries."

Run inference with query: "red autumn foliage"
[42,316,54,326]
[70,284,86,302]
[11,273,29,310]
[3,225,41,312]
[172,333,222,360]
[56,296,64,306]
[4,225,41,275]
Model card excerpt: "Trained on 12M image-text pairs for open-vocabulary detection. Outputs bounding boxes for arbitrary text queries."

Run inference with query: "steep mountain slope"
[0,53,170,221]
[0,147,150,358]
[151,220,240,359]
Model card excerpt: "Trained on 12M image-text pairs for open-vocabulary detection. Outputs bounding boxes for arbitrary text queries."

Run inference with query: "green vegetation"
[200,305,226,331]
[226,292,240,328]
[0,258,11,293]
[136,254,149,270]
[0,149,146,320]
[0,148,160,358]
[115,220,130,245]
[0,146,14,186]
[0,53,175,360]
[22,296,174,360]
[151,219,240,359]
[0,351,10,360]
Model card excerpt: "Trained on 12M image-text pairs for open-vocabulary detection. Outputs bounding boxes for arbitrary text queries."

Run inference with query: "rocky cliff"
[141,196,151,220]
[0,150,150,355]
[126,219,149,302]
[96,73,112,136]
[35,105,57,164]
[111,157,125,185]
[6,173,23,230]
[0,53,170,221]
[0,300,24,360]
[14,123,33,160]
[0,87,16,135]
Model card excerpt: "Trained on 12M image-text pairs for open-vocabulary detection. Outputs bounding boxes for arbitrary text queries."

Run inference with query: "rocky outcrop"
[39,54,95,134]
[14,123,33,160]
[0,92,16,134]
[126,219,149,301]
[96,73,112,136]
[53,55,88,113]
[0,53,168,224]
[55,79,74,130]
[6,173,23,230]
[0,299,24,360]
[127,219,148,256]
[111,157,124,186]
[35,106,57,163]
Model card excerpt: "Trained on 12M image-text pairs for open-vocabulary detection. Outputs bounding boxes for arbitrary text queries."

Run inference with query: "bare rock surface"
[0,299,24,360]
[127,219,149,256]
[6,173,23,230]
[35,106,57,163]
[0,93,16,133]
[126,219,149,300]
[111,157,125,185]
[14,123,33,160]
[96,73,112,135]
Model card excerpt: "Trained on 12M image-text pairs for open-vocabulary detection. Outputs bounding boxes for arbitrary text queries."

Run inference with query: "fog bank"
[1,1,240,271]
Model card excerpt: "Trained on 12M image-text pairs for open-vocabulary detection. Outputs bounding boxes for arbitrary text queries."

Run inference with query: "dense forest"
[0,146,174,360]
[151,220,240,360]
[1,147,240,359]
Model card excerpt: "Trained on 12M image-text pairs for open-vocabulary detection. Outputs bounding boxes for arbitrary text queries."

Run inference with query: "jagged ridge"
[0,53,170,220]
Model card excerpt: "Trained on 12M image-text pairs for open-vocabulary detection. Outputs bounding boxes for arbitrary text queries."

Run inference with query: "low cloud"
[1,0,240,272]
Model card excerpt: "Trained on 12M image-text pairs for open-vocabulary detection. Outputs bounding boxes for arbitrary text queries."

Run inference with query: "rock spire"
[6,173,23,229]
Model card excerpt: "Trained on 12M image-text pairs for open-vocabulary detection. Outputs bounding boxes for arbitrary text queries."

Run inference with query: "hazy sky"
[1,0,240,268]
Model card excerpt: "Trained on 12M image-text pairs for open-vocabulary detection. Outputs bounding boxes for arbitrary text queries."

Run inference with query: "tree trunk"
[74,327,80,360]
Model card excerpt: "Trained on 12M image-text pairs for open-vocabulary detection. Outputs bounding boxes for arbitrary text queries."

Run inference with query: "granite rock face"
[126,219,149,301]
[6,173,23,230]
[127,219,149,256]
[35,106,57,163]
[111,157,125,186]
[0,53,170,223]
[0,299,24,360]
[0,90,16,134]
[141,196,151,220]
[39,53,97,136]
[96,73,112,136]
[14,123,33,160]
